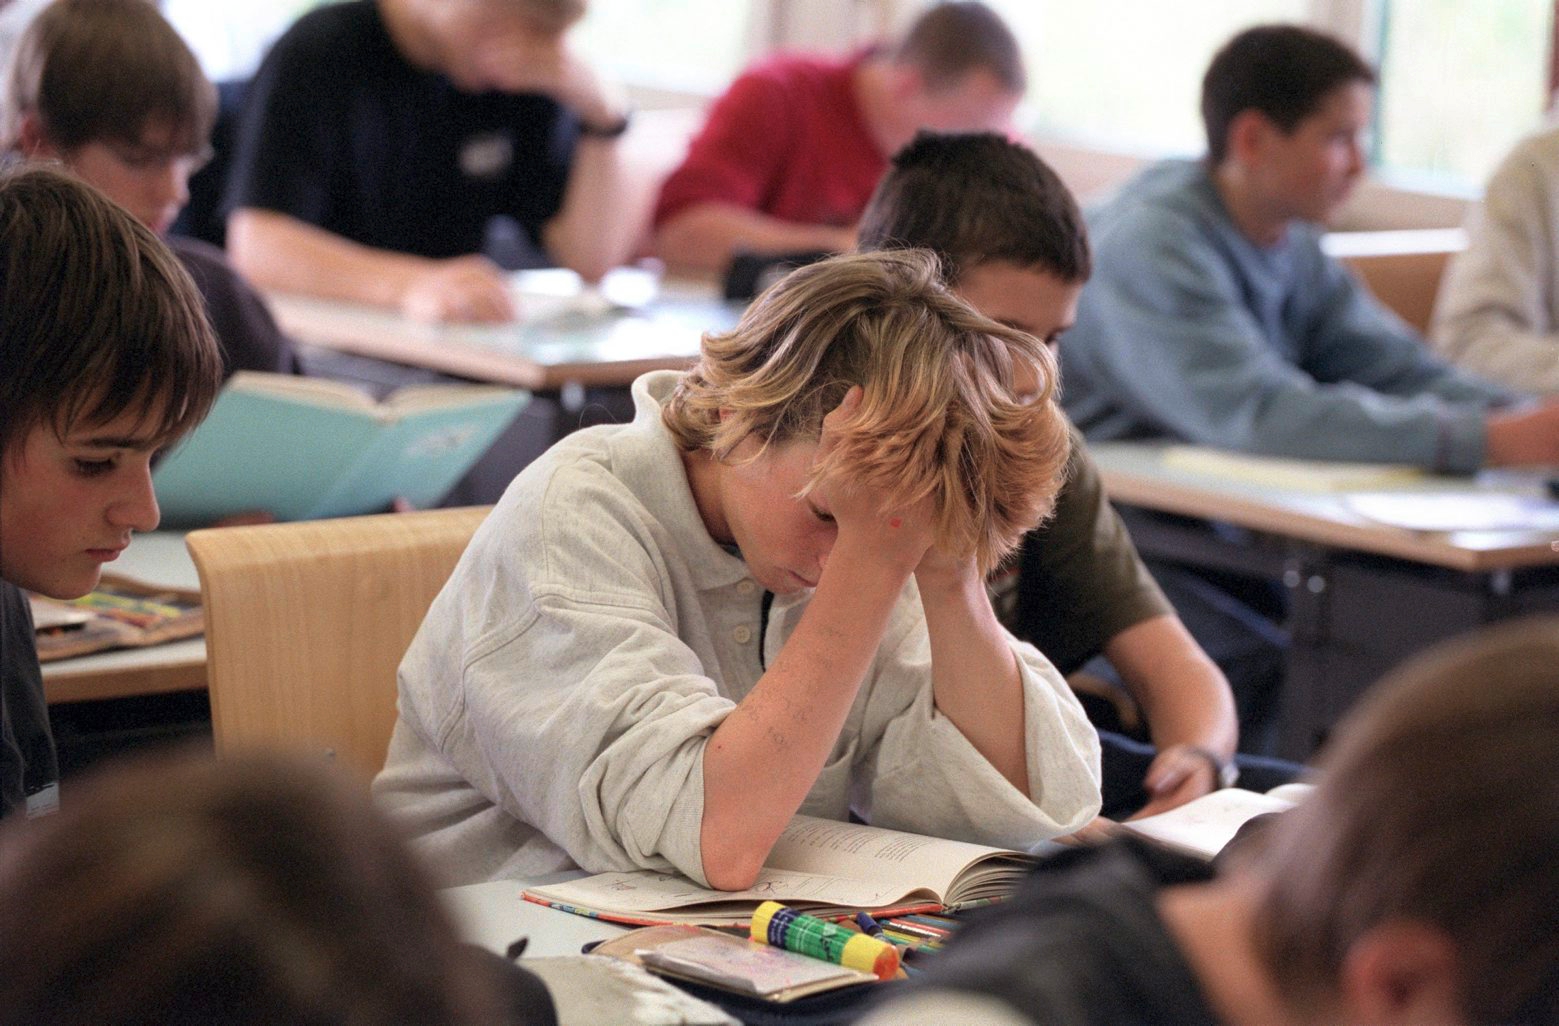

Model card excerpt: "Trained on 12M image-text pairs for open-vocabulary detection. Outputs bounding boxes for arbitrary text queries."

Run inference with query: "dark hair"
[0,164,221,459]
[857,131,1090,285]
[0,0,217,155]
[0,750,516,1026]
[1200,23,1375,164]
[1255,617,1559,1024]
[892,2,1026,94]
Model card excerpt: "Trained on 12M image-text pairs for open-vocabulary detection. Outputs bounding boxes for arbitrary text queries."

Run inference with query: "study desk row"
[39,284,1559,761]
[46,449,1559,769]
[1088,443,1559,758]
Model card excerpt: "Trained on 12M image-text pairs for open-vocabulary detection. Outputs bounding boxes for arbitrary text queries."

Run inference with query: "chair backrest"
[186,507,491,780]
[1323,228,1468,335]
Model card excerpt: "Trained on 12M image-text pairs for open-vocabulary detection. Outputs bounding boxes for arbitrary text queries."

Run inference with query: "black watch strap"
[578,111,631,139]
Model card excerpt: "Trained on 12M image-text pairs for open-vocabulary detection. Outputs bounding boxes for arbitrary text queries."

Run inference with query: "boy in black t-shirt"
[0,165,222,819]
[227,0,637,324]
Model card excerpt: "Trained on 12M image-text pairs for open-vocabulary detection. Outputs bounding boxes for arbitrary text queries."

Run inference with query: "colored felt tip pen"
[751,901,901,981]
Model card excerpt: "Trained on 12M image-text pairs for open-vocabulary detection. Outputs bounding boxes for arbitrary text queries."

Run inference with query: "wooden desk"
[268,276,743,393]
[41,533,206,704]
[1089,443,1559,757]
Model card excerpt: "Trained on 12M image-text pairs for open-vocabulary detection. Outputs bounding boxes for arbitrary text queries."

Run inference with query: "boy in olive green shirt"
[861,133,1296,823]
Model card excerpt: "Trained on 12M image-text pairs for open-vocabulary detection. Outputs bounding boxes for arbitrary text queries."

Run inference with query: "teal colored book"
[153,372,527,525]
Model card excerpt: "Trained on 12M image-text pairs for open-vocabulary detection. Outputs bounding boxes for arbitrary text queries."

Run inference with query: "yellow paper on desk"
[1161,446,1423,492]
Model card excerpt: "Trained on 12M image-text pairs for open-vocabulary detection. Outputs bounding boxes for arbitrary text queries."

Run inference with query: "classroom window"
[984,0,1556,192]
[986,0,1310,156]
[164,0,328,83]
[573,0,756,97]
[1372,0,1555,188]
[167,0,758,101]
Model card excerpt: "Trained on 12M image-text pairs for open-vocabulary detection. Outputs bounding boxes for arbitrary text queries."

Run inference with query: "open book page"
[1122,787,1304,860]
[1161,446,1424,492]
[764,816,1032,906]
[224,370,377,409]
[379,383,525,417]
[31,575,202,662]
[524,815,1033,925]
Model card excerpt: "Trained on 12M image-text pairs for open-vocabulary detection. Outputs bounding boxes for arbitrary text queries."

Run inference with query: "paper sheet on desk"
[1345,492,1559,532]
[510,267,659,320]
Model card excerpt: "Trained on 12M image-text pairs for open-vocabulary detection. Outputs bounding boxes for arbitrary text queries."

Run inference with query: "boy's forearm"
[542,135,637,282]
[918,560,1030,793]
[1104,615,1238,758]
[699,542,909,889]
[227,208,426,309]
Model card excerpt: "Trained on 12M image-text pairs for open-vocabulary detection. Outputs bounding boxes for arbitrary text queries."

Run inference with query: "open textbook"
[152,372,527,525]
[523,815,1038,927]
[1122,782,1314,860]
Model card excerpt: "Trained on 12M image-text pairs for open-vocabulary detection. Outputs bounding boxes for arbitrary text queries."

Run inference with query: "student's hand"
[400,256,517,324]
[1129,744,1220,819]
[815,388,937,575]
[1484,401,1559,467]
[478,35,626,130]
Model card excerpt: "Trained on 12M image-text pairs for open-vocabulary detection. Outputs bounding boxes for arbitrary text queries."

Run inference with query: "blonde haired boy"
[375,250,1101,888]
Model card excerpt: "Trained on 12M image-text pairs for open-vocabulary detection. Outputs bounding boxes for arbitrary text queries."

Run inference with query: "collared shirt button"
[732,625,752,644]
[736,579,756,596]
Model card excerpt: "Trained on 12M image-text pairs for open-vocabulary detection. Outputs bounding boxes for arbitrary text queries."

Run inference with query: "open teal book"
[153,371,527,525]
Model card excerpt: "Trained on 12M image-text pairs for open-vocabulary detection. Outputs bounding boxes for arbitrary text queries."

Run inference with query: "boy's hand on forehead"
[815,387,936,575]
[476,34,623,126]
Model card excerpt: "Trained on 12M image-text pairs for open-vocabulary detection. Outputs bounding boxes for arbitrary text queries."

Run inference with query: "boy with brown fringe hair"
[857,131,1282,830]
[0,165,221,820]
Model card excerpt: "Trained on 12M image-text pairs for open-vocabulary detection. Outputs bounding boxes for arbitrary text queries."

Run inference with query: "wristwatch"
[1188,745,1240,789]
[578,110,632,139]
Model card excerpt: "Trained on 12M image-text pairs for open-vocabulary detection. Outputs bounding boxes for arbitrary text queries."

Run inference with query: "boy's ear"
[16,113,58,158]
[887,62,925,102]
[1338,921,1462,1025]
[1224,109,1272,170]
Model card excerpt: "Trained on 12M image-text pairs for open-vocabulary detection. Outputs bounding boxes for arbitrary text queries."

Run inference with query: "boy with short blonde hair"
[375,249,1101,888]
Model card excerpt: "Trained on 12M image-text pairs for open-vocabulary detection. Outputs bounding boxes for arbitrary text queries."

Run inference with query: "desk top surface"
[1089,442,1559,573]
[444,873,627,958]
[40,532,206,703]
[268,271,743,392]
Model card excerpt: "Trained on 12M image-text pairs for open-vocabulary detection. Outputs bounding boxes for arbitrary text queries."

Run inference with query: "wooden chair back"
[186,507,490,780]
[1323,228,1467,335]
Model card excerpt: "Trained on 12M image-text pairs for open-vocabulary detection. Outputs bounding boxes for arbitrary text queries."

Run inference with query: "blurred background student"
[2,0,299,380]
[653,1,1025,276]
[858,615,1559,1026]
[0,749,556,1026]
